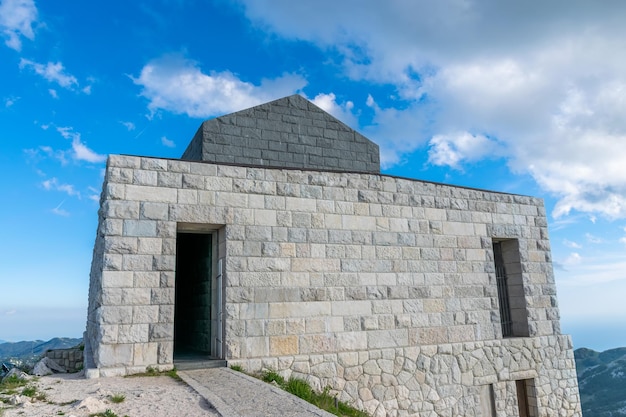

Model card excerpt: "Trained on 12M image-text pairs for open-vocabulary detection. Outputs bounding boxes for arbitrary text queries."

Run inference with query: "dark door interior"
[174,232,212,358]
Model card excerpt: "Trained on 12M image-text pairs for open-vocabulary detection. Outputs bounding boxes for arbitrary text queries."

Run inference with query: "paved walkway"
[179,368,336,417]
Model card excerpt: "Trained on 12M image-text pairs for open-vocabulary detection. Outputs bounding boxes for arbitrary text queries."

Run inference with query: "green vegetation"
[89,409,129,417]
[257,369,368,417]
[21,385,37,397]
[229,364,243,372]
[0,375,28,394]
[575,347,626,417]
[126,365,180,380]
[261,369,284,385]
[109,393,126,403]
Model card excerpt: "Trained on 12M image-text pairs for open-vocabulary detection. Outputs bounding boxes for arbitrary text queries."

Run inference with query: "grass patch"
[109,393,125,404]
[165,368,182,381]
[261,369,284,385]
[256,370,368,417]
[229,364,243,372]
[0,375,28,393]
[21,385,37,397]
[89,409,129,417]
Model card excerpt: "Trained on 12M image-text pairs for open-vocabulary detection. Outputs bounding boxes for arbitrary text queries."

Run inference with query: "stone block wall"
[85,154,581,415]
[45,348,84,373]
[182,95,380,174]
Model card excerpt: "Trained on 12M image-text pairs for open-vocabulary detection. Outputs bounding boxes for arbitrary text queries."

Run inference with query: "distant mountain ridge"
[0,337,82,366]
[575,347,626,417]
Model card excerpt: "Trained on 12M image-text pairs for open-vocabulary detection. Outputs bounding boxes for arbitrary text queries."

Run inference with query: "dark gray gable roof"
[182,94,380,173]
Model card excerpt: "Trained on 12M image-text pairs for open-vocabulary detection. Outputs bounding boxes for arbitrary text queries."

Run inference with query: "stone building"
[85,95,582,416]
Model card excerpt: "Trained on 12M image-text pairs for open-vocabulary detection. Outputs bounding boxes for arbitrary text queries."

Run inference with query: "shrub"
[109,393,125,403]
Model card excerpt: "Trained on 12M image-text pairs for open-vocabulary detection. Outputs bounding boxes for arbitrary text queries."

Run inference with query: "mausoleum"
[85,95,582,416]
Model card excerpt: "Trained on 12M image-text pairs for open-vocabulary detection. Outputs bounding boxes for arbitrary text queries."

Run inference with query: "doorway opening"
[174,230,223,362]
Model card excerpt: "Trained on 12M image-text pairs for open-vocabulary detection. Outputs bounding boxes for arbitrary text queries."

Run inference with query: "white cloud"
[562,252,582,267]
[309,92,357,127]
[236,0,626,219]
[51,201,69,217]
[132,54,307,118]
[48,88,58,98]
[585,233,604,244]
[0,0,37,51]
[427,132,503,170]
[51,126,106,163]
[42,178,79,197]
[563,239,582,249]
[71,137,106,163]
[4,96,18,107]
[121,121,135,131]
[19,59,78,89]
[161,136,175,148]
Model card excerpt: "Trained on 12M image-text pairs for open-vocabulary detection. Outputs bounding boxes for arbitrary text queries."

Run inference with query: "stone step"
[174,359,227,370]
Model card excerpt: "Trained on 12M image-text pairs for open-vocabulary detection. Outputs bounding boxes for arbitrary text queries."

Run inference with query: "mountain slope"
[0,337,82,366]
[575,347,626,417]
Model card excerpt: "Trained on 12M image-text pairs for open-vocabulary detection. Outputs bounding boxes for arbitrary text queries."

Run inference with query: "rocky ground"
[0,371,219,417]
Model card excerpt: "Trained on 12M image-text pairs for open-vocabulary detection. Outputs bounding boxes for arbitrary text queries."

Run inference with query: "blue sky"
[1,0,625,351]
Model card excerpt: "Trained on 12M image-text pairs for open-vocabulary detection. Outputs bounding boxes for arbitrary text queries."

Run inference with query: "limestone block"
[98,344,133,367]
[269,301,331,318]
[104,236,138,255]
[152,255,175,271]
[368,329,409,349]
[160,271,175,288]
[292,258,340,272]
[157,172,183,188]
[133,271,159,287]
[99,306,133,324]
[285,197,317,212]
[151,288,175,304]
[140,158,167,171]
[270,335,299,356]
[103,254,122,271]
[100,288,122,305]
[336,332,367,351]
[126,185,177,203]
[149,323,173,341]
[136,238,166,256]
[300,334,336,354]
[110,155,141,168]
[246,258,290,272]
[254,209,277,226]
[102,271,133,288]
[244,337,268,357]
[98,325,118,344]
[121,288,151,305]
[133,170,157,186]
[122,255,153,271]
[132,306,159,323]
[158,304,174,323]
[123,220,157,237]
[239,303,269,320]
[177,189,198,204]
[331,300,372,316]
[118,324,149,343]
[215,191,248,208]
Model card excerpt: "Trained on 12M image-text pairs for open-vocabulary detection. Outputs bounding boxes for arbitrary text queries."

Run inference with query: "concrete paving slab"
[179,368,336,417]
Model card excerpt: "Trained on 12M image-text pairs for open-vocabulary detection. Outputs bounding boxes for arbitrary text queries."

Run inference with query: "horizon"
[2,1,626,352]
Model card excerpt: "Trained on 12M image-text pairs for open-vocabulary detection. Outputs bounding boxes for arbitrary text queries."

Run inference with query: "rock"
[9,394,23,405]
[32,357,66,376]
[72,396,107,413]
[1,368,30,383]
